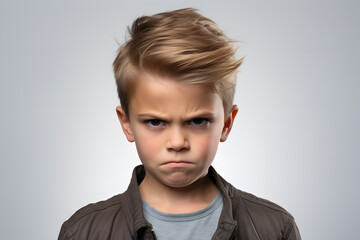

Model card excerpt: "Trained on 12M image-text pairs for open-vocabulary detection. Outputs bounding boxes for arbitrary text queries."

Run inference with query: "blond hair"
[113,8,243,117]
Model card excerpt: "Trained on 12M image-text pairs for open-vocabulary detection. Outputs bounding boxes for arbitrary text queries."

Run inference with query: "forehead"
[128,74,223,117]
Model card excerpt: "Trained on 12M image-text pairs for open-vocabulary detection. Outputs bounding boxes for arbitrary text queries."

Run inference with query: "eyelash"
[188,118,210,126]
[144,118,211,128]
[145,119,165,128]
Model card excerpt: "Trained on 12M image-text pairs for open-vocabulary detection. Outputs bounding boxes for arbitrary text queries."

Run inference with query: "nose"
[166,126,190,152]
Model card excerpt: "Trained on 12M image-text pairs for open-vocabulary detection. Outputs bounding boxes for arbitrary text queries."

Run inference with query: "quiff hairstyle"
[113,8,243,117]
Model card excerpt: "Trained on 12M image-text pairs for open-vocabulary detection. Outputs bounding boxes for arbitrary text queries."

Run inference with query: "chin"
[163,173,200,188]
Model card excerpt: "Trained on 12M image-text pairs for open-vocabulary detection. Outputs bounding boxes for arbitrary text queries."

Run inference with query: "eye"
[145,119,165,128]
[188,118,209,126]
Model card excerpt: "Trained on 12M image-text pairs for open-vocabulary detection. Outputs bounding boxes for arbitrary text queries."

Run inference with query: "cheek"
[134,133,163,160]
[193,133,220,159]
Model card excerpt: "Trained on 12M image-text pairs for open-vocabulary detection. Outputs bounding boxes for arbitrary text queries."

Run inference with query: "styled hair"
[113,8,243,117]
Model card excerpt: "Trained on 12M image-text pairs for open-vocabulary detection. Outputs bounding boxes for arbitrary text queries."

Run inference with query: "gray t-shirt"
[142,192,223,240]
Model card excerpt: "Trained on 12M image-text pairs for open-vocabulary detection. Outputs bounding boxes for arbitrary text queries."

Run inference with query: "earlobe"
[220,105,238,142]
[116,106,135,142]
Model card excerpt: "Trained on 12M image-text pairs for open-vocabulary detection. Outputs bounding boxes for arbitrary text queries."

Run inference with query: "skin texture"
[116,73,238,213]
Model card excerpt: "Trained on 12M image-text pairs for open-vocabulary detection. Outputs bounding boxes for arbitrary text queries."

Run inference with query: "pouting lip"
[161,161,193,165]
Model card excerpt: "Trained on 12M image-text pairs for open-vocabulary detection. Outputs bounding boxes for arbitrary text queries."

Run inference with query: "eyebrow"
[186,112,216,120]
[137,114,168,122]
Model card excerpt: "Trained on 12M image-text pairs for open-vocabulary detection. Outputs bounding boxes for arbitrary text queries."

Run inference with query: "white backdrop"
[0,0,359,239]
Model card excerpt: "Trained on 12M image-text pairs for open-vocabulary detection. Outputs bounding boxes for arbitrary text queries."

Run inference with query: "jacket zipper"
[150,228,157,240]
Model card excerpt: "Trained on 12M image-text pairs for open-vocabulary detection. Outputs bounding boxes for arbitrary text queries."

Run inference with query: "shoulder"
[209,166,301,239]
[58,194,124,240]
[235,188,293,218]
[232,187,301,239]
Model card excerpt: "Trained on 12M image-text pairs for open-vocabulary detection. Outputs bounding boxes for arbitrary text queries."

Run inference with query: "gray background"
[1,0,359,239]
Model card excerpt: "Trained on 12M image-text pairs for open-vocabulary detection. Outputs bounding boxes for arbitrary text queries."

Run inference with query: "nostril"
[167,143,189,152]
[166,138,190,152]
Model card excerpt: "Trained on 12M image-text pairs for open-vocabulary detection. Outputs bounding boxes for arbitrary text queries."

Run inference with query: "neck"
[139,171,219,214]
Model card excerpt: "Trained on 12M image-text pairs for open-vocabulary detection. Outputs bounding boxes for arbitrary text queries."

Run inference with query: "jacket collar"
[121,165,150,237]
[208,166,238,238]
[121,165,238,238]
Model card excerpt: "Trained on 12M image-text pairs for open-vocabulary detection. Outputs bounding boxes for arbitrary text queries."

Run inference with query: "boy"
[58,8,301,240]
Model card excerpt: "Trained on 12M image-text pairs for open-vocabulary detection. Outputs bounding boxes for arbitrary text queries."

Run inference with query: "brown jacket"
[58,165,301,240]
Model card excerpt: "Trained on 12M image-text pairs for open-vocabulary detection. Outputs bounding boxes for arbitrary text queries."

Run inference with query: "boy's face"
[116,73,237,188]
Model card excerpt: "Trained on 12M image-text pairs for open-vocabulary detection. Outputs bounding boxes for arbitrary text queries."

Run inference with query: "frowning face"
[117,73,236,189]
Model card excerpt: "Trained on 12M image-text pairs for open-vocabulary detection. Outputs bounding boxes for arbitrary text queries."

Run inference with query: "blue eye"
[146,119,164,127]
[189,118,209,126]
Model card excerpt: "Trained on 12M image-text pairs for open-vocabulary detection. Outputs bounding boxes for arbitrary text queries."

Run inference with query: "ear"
[220,105,238,142]
[116,106,135,142]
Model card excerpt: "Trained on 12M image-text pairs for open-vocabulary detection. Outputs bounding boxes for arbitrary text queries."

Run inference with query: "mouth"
[162,161,192,168]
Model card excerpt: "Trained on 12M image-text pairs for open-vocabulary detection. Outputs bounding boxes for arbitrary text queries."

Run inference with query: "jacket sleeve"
[283,218,301,240]
[58,222,71,240]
